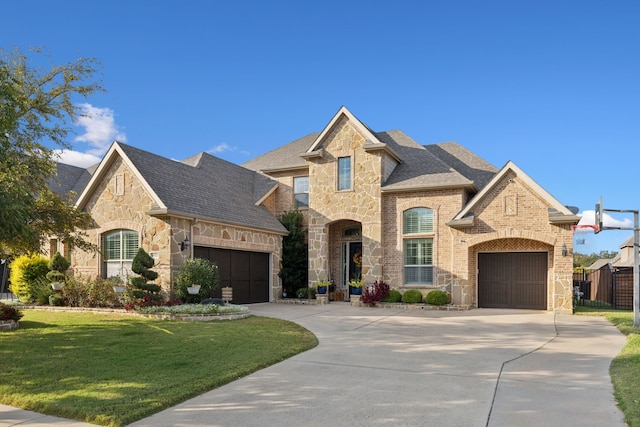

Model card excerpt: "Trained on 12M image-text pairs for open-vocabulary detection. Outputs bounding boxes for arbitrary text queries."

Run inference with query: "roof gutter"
[146,208,288,236]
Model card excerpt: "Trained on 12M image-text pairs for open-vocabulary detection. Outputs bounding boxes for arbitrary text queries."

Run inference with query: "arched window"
[103,230,138,279]
[403,208,434,286]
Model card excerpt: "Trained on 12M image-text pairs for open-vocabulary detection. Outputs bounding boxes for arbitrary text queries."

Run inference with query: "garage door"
[194,247,270,304]
[478,252,547,310]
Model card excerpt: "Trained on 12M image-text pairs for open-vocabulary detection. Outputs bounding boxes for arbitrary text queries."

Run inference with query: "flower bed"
[133,304,250,321]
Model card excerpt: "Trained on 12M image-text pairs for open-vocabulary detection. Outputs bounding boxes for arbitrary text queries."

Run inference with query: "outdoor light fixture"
[180,237,190,251]
[562,243,567,257]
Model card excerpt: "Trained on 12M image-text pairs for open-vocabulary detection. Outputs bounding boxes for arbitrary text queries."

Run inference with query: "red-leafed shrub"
[362,280,390,306]
[0,303,23,322]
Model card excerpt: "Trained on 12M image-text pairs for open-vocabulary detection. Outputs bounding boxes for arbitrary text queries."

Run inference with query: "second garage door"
[478,252,547,310]
[194,246,270,304]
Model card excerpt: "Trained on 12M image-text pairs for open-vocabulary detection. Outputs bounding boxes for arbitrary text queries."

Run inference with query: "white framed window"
[403,208,434,286]
[404,208,434,234]
[103,230,138,279]
[293,176,309,209]
[404,238,433,285]
[337,156,351,191]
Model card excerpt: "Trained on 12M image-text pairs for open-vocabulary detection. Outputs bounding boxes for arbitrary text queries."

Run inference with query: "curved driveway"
[129,303,626,427]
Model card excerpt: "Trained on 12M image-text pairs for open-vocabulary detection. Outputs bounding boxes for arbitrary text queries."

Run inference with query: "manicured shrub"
[49,251,71,272]
[401,289,423,304]
[0,303,23,322]
[9,254,50,303]
[175,258,220,303]
[425,290,449,306]
[383,289,402,303]
[130,248,161,297]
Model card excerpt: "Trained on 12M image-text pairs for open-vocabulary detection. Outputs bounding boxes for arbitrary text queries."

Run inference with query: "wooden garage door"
[194,247,270,304]
[478,252,547,310]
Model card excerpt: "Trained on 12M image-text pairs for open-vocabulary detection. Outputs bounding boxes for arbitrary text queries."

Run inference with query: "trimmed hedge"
[383,289,402,303]
[401,289,423,304]
[425,290,448,306]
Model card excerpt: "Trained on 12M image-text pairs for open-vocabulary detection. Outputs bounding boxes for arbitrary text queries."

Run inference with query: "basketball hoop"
[571,224,599,234]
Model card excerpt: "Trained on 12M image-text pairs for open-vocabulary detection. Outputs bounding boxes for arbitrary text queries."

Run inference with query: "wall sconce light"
[562,243,567,257]
[180,237,190,251]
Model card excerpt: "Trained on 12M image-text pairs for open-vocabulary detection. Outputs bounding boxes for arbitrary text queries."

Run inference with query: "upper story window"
[294,176,309,209]
[103,229,139,279]
[338,156,351,191]
[403,208,434,234]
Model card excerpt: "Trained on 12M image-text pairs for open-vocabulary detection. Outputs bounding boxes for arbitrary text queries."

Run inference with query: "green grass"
[574,307,640,427]
[0,310,318,426]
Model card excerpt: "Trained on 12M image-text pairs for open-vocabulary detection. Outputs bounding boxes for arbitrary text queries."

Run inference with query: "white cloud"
[53,149,102,168]
[577,210,634,230]
[52,103,126,168]
[207,143,251,158]
[74,103,126,155]
[207,143,233,154]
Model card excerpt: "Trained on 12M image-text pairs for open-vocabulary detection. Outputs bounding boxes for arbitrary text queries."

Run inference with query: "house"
[612,236,637,270]
[51,106,578,312]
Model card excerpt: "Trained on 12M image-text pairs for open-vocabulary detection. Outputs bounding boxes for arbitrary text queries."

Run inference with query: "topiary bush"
[130,248,162,303]
[46,251,71,287]
[175,258,220,303]
[425,289,449,306]
[383,289,402,303]
[9,254,50,303]
[401,289,423,304]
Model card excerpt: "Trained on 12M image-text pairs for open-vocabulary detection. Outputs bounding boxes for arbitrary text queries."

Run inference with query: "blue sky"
[4,0,639,255]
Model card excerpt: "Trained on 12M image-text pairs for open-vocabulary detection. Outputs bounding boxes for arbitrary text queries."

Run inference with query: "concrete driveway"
[128,303,626,427]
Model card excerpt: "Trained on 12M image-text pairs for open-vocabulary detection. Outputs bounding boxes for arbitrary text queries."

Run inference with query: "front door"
[343,241,362,294]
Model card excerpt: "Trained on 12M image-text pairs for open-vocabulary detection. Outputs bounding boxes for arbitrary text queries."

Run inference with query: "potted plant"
[175,258,219,303]
[315,280,330,295]
[349,278,364,296]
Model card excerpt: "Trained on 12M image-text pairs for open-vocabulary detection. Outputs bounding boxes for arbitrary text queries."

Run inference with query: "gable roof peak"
[307,106,381,153]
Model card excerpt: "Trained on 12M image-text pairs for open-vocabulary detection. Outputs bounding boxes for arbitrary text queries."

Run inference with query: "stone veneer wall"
[72,157,172,288]
[306,117,383,287]
[186,220,283,301]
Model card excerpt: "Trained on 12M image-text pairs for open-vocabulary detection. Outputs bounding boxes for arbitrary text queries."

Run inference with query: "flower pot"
[317,285,327,294]
[113,286,126,294]
[187,285,201,295]
[51,283,64,291]
[349,286,362,296]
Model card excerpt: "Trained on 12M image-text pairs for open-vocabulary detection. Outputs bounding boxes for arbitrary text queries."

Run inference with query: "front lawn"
[574,307,640,427]
[0,310,318,426]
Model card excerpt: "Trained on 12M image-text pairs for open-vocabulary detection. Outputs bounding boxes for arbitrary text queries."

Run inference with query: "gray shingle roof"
[241,133,319,172]
[377,131,485,191]
[116,144,287,234]
[423,141,498,190]
[243,128,497,192]
[49,162,93,202]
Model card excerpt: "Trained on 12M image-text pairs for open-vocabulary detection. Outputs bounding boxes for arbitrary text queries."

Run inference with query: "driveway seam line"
[485,312,560,427]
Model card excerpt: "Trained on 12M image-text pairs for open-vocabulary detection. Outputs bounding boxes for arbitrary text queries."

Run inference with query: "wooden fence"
[573,266,633,309]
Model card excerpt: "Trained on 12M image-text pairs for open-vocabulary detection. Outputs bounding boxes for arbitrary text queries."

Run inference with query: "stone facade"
[50,108,576,312]
[258,114,575,313]
[72,157,173,287]
[66,151,284,301]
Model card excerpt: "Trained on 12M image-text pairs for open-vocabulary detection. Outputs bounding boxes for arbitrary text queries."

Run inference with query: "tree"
[573,250,618,269]
[278,209,308,297]
[0,47,103,257]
